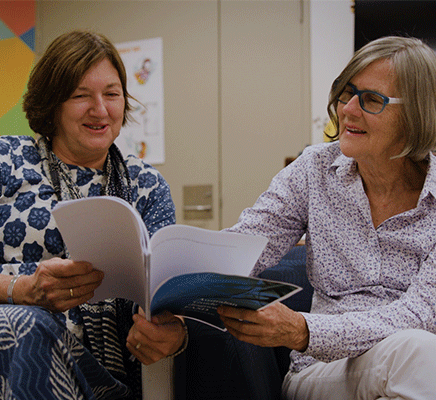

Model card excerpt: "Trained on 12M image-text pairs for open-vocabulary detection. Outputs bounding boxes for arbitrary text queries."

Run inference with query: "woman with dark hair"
[219,36,436,399]
[0,30,186,399]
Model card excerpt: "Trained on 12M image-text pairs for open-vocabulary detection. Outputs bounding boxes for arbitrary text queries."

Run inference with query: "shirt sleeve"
[225,150,310,276]
[140,172,176,236]
[129,160,176,237]
[0,262,37,276]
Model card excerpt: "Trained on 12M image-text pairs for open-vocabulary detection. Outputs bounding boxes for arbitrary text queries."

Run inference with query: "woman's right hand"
[13,258,104,312]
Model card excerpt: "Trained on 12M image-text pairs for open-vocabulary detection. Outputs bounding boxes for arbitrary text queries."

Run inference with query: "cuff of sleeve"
[302,312,347,362]
[166,321,189,359]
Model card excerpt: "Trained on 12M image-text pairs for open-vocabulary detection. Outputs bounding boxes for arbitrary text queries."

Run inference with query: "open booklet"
[52,196,302,331]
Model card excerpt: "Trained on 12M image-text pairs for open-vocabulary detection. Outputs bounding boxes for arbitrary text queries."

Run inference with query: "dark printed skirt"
[0,302,141,400]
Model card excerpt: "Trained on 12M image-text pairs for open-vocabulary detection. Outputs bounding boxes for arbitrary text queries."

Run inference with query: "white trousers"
[281,329,436,400]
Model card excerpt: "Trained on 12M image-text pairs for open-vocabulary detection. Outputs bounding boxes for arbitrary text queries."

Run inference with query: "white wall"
[310,0,354,144]
[35,0,354,227]
[36,1,311,230]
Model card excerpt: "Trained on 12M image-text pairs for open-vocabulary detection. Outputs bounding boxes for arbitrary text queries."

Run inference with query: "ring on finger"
[70,288,74,298]
[135,342,141,350]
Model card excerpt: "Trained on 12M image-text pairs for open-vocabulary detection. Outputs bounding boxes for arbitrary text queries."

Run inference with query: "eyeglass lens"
[338,85,386,114]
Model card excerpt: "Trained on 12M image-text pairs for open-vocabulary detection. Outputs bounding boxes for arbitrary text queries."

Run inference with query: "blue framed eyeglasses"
[337,83,403,114]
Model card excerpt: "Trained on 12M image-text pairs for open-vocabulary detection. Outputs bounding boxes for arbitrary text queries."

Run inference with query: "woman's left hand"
[217,302,309,352]
[126,310,186,365]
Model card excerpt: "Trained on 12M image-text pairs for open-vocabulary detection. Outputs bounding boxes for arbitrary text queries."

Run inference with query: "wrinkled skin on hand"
[126,310,187,365]
[14,257,104,312]
[217,302,309,352]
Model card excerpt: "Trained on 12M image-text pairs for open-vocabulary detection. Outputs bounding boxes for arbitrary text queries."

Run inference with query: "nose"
[342,94,362,116]
[89,95,109,117]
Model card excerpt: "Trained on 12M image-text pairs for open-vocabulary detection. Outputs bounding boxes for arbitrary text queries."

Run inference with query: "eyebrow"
[347,82,387,95]
[75,82,123,91]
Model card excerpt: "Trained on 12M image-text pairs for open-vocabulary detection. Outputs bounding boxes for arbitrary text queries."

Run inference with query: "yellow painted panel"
[0,37,34,118]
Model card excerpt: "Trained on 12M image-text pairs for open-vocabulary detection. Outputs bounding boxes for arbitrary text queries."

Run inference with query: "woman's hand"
[127,310,187,365]
[14,257,104,312]
[217,302,309,352]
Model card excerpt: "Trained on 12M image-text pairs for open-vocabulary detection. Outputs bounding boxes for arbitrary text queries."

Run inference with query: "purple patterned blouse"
[226,141,436,373]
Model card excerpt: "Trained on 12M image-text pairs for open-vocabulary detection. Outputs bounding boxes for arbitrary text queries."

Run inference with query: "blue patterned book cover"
[151,272,302,331]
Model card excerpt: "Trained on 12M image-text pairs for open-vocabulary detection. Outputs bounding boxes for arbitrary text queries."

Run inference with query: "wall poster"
[115,37,164,165]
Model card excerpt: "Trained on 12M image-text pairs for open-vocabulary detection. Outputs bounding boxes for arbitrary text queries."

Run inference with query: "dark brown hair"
[23,30,133,139]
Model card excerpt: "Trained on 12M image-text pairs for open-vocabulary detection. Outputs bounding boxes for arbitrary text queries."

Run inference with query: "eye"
[363,93,384,104]
[70,93,87,99]
[338,87,354,102]
[106,91,122,98]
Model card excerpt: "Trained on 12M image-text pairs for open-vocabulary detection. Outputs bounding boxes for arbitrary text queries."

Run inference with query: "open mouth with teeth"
[346,127,367,134]
[84,124,107,131]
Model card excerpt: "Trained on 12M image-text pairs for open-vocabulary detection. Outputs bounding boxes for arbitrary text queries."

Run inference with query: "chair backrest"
[259,245,313,313]
[258,245,313,380]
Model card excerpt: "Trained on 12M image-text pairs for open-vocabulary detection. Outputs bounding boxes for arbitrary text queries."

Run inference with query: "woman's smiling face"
[52,58,125,169]
[338,59,405,164]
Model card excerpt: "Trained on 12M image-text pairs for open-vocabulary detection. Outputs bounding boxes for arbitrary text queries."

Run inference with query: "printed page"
[52,196,150,309]
[149,225,268,297]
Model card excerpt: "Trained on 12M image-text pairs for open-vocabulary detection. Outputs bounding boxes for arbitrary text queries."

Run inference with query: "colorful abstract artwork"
[0,0,35,136]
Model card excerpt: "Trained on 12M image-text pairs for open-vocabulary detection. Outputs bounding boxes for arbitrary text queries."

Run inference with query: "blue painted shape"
[20,26,35,51]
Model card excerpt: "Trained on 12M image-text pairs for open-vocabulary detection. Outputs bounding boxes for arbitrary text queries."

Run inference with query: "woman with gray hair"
[219,36,436,399]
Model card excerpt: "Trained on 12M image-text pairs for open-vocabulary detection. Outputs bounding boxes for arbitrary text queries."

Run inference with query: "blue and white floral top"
[0,135,175,335]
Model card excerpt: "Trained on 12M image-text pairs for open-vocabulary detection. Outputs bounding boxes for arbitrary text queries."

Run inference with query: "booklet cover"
[151,272,301,330]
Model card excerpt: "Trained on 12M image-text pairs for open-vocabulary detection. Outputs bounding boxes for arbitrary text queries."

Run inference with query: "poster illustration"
[115,37,164,164]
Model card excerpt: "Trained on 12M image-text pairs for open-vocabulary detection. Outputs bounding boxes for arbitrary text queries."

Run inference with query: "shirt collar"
[329,145,436,201]
[330,146,358,185]
[419,152,436,202]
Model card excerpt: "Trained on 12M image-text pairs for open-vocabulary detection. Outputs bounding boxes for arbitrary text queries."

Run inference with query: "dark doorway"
[355,0,436,51]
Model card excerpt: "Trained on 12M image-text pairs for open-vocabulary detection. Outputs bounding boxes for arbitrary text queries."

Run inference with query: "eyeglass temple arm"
[387,97,403,104]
